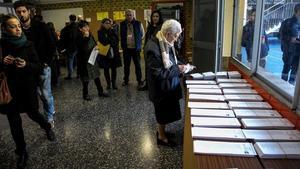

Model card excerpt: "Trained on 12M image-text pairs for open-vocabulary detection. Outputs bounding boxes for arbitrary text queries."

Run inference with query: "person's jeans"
[66,51,77,78]
[38,66,55,122]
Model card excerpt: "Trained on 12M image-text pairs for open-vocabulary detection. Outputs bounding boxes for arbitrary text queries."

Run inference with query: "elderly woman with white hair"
[145,19,192,147]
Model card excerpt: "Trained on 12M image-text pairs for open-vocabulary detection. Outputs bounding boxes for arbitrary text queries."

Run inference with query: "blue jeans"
[67,51,77,78]
[38,66,55,122]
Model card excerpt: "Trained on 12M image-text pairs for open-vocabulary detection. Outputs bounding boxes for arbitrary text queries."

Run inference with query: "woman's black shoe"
[83,95,92,101]
[156,132,176,147]
[98,92,109,97]
[16,150,28,169]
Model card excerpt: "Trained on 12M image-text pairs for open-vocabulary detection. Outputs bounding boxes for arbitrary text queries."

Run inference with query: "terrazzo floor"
[0,63,185,169]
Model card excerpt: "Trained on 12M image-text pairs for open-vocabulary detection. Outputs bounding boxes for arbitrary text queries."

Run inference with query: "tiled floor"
[0,64,185,169]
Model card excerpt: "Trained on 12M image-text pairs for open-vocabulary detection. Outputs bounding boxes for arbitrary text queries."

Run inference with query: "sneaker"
[46,129,56,141]
[49,120,55,129]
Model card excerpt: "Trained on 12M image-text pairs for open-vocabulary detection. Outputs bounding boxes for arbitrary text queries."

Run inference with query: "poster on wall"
[144,9,152,27]
[97,12,109,21]
[113,11,125,21]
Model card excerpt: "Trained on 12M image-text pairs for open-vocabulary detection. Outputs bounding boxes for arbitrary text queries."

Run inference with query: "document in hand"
[88,47,99,65]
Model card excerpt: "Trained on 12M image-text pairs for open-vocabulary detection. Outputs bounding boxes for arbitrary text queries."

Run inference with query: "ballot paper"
[188,88,223,95]
[222,89,258,95]
[202,72,216,80]
[88,47,99,65]
[216,72,228,79]
[191,117,241,128]
[233,109,282,118]
[190,73,203,80]
[188,94,226,102]
[193,140,257,157]
[228,71,241,79]
[243,130,300,141]
[242,130,273,141]
[224,95,263,101]
[216,78,247,84]
[228,101,272,109]
[241,118,295,129]
[254,142,286,158]
[184,63,196,74]
[219,83,252,89]
[188,102,229,109]
[190,109,235,118]
[279,142,300,158]
[192,127,246,141]
[186,85,220,89]
[185,80,216,85]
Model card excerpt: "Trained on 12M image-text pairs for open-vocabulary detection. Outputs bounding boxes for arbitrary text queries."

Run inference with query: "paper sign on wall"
[113,11,125,21]
[97,12,109,21]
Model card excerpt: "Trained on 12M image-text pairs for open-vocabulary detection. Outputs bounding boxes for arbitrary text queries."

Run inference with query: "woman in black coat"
[139,10,163,91]
[145,19,192,147]
[77,20,109,100]
[97,18,122,90]
[0,14,55,168]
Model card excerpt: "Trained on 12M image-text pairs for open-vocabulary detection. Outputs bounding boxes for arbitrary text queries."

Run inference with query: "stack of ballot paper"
[188,88,223,95]
[191,117,241,128]
[254,142,300,159]
[202,72,216,80]
[186,80,216,85]
[228,101,272,109]
[186,85,220,89]
[223,89,258,95]
[188,94,226,102]
[188,102,229,109]
[224,95,263,101]
[233,109,282,118]
[192,127,246,141]
[216,78,247,84]
[219,83,252,89]
[241,118,295,129]
[228,71,241,79]
[190,73,203,80]
[216,72,228,79]
[243,129,300,141]
[193,140,257,157]
[190,109,235,118]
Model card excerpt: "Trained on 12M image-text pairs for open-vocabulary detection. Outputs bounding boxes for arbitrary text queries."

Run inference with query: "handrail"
[264,0,285,15]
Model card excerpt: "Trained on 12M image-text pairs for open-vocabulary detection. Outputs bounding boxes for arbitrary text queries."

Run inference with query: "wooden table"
[261,159,300,169]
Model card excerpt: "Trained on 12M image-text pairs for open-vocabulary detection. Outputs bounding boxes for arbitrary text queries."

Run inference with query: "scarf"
[1,32,27,48]
[156,31,177,69]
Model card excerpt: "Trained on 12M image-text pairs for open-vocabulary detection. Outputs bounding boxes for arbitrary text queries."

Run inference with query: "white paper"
[228,71,241,79]
[228,101,272,109]
[241,118,295,129]
[223,89,258,95]
[219,83,252,89]
[187,85,219,89]
[234,109,282,118]
[254,142,286,158]
[190,108,235,118]
[189,94,226,102]
[202,72,216,80]
[216,78,247,84]
[192,127,246,141]
[190,73,203,79]
[279,142,300,159]
[185,80,216,85]
[191,117,241,128]
[188,102,229,109]
[88,47,98,65]
[194,140,256,157]
[188,88,223,95]
[224,95,263,101]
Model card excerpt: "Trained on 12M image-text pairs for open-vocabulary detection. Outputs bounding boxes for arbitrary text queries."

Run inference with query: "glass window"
[256,1,299,99]
[233,0,257,69]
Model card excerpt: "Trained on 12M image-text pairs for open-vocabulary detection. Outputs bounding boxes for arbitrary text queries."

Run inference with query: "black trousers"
[123,48,142,83]
[6,111,50,154]
[104,67,117,87]
[82,77,103,97]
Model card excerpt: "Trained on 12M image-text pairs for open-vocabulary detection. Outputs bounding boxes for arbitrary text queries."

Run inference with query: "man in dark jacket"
[14,1,57,127]
[60,14,79,79]
[120,9,144,88]
[279,4,300,85]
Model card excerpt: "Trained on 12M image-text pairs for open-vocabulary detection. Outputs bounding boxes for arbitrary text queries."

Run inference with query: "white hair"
[160,19,182,34]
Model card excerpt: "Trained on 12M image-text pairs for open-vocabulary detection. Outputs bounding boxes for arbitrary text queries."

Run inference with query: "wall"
[222,0,233,57]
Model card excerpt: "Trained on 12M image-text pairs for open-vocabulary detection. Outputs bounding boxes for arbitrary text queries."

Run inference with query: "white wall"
[41,8,83,31]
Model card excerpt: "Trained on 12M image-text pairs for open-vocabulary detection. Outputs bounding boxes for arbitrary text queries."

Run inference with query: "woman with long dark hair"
[0,14,56,168]
[97,18,122,90]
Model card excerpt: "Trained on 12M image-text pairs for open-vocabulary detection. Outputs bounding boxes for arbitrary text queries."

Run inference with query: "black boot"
[82,81,91,101]
[15,150,28,169]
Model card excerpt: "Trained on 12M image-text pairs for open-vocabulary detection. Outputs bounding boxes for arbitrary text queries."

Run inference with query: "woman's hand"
[15,58,26,68]
[3,55,15,65]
